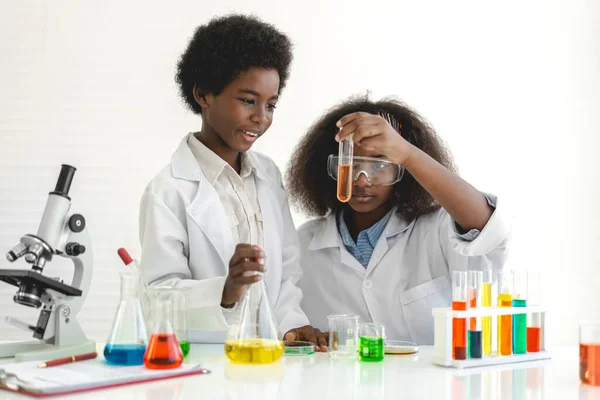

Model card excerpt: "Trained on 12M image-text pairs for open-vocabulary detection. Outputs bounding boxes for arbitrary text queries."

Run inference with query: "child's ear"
[192,84,211,109]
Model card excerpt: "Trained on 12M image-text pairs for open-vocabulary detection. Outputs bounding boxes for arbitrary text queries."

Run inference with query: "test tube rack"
[431,306,550,368]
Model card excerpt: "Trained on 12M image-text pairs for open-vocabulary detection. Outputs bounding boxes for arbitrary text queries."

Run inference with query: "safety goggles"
[327,155,405,186]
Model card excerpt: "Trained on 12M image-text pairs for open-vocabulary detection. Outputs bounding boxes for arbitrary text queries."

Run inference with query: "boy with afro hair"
[139,14,327,350]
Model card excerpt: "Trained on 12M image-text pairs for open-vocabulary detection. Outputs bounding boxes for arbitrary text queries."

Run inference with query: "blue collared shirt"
[337,209,394,267]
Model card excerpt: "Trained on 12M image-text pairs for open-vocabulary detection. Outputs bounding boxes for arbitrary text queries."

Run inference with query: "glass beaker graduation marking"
[358,323,384,362]
[225,254,283,364]
[328,314,359,359]
[104,272,148,366]
[144,298,183,369]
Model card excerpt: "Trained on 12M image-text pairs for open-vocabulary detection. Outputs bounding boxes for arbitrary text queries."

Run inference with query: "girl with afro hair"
[287,95,510,345]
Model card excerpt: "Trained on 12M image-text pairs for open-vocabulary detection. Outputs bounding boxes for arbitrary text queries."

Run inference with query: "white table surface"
[0,343,598,399]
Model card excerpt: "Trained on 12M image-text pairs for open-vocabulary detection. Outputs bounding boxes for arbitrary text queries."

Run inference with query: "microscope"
[0,164,95,362]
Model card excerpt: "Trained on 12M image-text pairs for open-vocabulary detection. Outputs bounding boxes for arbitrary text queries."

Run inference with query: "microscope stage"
[0,269,82,297]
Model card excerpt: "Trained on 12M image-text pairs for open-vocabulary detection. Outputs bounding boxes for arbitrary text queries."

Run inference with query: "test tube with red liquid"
[527,271,542,353]
[452,270,468,360]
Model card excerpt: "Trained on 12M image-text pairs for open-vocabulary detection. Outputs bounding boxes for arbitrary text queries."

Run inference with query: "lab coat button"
[363,279,373,290]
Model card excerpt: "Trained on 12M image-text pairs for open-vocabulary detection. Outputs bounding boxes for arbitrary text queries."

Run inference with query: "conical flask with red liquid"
[144,298,183,369]
[225,249,283,364]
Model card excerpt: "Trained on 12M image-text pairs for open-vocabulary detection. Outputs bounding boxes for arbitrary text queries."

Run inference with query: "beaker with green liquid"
[358,323,384,362]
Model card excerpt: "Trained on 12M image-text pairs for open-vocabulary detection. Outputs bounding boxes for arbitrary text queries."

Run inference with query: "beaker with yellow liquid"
[225,248,284,364]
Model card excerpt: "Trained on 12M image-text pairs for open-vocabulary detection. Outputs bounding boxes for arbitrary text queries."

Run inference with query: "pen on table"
[37,352,98,368]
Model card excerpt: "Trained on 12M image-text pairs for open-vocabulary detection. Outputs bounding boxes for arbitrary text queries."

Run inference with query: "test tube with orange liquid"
[452,271,468,360]
[337,132,354,202]
[497,270,514,356]
[580,321,600,386]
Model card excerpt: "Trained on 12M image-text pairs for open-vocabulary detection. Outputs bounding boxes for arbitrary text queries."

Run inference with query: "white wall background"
[0,0,598,345]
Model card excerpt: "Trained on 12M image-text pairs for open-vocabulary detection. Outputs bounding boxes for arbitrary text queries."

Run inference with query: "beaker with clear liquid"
[225,263,284,364]
[104,272,148,365]
[144,298,183,369]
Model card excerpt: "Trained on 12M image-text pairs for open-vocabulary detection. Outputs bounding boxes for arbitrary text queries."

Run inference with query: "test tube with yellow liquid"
[482,269,493,356]
[497,270,514,356]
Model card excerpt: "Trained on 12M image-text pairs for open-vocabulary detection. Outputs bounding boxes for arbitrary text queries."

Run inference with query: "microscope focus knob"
[68,214,86,233]
[66,242,86,257]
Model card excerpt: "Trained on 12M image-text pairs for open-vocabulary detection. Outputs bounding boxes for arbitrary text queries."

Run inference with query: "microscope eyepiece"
[52,164,76,198]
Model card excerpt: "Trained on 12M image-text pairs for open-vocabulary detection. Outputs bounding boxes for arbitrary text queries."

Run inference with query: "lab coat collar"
[172,134,204,181]
[308,213,341,251]
[171,133,268,182]
[383,208,415,237]
[308,207,414,251]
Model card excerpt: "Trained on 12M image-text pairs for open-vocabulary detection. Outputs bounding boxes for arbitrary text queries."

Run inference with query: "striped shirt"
[337,209,393,267]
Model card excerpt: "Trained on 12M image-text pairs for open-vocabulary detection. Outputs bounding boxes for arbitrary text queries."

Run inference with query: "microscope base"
[0,340,96,362]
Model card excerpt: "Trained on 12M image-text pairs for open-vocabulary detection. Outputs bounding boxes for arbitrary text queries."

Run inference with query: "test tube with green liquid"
[468,270,483,359]
[512,271,528,354]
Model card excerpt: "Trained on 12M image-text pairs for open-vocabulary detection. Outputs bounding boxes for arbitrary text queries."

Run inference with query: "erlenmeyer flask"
[104,272,148,365]
[144,298,183,369]
[147,287,190,357]
[225,274,284,364]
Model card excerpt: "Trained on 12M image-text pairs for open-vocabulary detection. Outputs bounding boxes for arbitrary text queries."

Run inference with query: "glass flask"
[225,274,284,364]
[117,248,151,325]
[104,272,148,365]
[146,287,190,357]
[144,298,183,369]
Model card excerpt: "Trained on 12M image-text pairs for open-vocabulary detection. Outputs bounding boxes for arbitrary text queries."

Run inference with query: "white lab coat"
[296,195,509,345]
[138,134,309,342]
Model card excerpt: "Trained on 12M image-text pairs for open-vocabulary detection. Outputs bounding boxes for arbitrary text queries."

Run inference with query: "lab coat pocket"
[400,275,451,345]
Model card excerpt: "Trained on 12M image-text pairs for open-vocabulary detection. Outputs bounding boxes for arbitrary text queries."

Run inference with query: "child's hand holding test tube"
[335,112,408,167]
